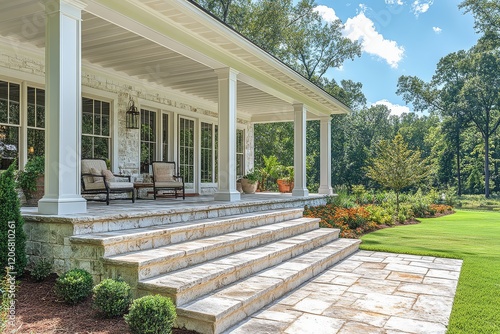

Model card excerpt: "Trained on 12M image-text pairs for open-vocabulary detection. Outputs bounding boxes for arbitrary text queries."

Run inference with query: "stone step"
[137,228,340,305]
[103,217,321,283]
[176,238,361,334]
[70,208,304,256]
[59,196,325,235]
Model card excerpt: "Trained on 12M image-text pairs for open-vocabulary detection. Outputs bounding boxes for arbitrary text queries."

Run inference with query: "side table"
[133,182,154,200]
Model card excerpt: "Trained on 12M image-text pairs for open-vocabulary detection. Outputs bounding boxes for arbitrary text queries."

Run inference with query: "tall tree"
[459,0,500,35]
[397,51,471,195]
[458,48,500,197]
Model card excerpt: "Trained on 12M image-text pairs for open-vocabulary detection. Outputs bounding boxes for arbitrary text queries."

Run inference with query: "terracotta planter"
[240,179,258,194]
[25,175,44,206]
[277,179,294,193]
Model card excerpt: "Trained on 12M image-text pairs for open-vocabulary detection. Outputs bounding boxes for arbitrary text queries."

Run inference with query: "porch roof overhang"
[0,0,350,122]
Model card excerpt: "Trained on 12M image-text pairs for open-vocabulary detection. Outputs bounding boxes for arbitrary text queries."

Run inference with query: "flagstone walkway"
[226,250,462,334]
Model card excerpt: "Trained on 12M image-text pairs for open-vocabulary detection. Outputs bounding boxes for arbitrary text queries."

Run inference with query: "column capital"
[292,103,306,112]
[214,67,239,80]
[319,115,332,123]
[45,0,87,14]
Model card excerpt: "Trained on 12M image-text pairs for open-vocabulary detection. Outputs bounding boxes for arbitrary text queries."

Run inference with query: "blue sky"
[313,1,479,114]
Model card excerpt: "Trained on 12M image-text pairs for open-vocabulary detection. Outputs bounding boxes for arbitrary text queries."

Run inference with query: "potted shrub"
[17,155,45,206]
[277,166,294,193]
[240,169,260,194]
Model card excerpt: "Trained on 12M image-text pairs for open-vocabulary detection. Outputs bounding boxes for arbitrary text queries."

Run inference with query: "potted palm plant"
[17,156,45,206]
[240,169,260,194]
[277,166,294,193]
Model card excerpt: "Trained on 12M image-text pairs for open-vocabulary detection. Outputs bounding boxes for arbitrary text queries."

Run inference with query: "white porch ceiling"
[0,0,349,121]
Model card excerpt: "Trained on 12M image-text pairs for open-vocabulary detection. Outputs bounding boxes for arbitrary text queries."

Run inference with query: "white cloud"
[385,0,404,5]
[372,100,411,116]
[343,11,405,68]
[314,5,339,23]
[412,0,434,16]
[433,26,442,34]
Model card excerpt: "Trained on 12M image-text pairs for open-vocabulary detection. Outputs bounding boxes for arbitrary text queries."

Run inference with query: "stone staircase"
[70,207,360,334]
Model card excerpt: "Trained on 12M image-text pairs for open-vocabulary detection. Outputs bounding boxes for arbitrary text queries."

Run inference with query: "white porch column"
[38,0,87,214]
[214,68,241,201]
[292,104,309,197]
[318,116,333,195]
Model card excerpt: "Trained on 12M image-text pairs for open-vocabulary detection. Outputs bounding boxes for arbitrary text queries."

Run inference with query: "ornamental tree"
[365,134,431,214]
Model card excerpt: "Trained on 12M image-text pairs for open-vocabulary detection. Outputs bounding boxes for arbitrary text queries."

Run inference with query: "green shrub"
[93,278,132,317]
[443,187,457,206]
[31,258,52,282]
[396,203,415,223]
[407,189,432,217]
[365,204,394,225]
[125,295,177,334]
[0,163,27,276]
[54,269,93,305]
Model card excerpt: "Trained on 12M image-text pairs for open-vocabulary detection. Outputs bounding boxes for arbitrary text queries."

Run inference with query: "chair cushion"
[91,167,104,183]
[82,159,107,187]
[102,169,115,182]
[108,182,133,189]
[155,181,184,188]
[153,163,176,182]
[83,182,107,190]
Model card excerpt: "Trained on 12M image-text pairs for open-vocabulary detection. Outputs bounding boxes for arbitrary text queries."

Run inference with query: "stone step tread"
[177,238,361,322]
[104,217,320,266]
[70,208,303,245]
[139,228,341,294]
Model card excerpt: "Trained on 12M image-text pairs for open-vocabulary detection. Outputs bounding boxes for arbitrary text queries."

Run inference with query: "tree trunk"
[456,129,462,196]
[485,133,490,198]
[396,191,400,218]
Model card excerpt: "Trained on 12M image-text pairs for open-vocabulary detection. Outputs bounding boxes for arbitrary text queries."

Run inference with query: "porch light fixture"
[126,99,140,129]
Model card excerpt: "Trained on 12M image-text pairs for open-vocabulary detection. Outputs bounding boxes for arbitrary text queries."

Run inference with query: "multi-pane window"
[201,122,214,183]
[140,108,157,173]
[27,87,45,157]
[162,113,169,162]
[82,97,111,160]
[0,80,20,170]
[236,129,244,178]
[179,117,194,183]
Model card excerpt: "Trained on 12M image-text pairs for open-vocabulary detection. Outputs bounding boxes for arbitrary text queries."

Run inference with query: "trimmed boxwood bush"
[31,258,52,282]
[93,278,132,317]
[54,269,93,305]
[0,163,27,276]
[125,295,177,334]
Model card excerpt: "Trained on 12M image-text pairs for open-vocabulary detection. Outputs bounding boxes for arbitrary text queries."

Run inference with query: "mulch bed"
[6,274,199,334]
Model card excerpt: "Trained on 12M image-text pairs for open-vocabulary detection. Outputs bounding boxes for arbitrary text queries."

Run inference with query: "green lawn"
[360,210,500,334]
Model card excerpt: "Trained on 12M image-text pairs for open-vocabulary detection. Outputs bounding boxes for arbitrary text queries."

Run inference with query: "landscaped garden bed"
[5,273,198,334]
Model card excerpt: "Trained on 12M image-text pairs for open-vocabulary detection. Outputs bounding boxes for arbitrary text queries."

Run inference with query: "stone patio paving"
[227,250,462,334]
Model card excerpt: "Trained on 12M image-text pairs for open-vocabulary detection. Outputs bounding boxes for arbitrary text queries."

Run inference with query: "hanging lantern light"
[126,99,139,129]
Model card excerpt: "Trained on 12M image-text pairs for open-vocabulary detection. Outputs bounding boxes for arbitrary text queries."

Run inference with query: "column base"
[317,186,333,196]
[38,196,87,215]
[292,188,309,197]
[214,191,241,202]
